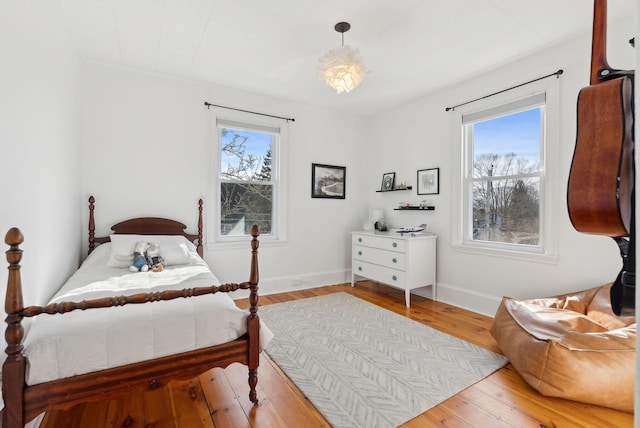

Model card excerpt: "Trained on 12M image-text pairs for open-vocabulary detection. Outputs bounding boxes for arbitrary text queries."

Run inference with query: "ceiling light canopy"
[318,22,366,94]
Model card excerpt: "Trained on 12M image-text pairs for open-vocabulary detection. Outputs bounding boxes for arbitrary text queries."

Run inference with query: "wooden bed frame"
[3,196,261,428]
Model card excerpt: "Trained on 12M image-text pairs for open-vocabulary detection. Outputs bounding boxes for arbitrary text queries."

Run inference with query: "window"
[214,117,287,243]
[456,91,557,258]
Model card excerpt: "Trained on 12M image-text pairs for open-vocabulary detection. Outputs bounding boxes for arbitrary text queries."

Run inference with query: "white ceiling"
[62,0,634,116]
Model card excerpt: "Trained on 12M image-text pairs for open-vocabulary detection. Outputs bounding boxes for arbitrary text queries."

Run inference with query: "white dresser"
[351,231,437,307]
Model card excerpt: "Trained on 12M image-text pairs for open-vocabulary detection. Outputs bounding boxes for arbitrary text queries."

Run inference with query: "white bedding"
[22,242,273,386]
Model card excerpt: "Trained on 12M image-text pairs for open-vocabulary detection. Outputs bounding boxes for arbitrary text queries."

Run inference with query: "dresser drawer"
[352,260,405,288]
[352,234,406,252]
[353,245,406,270]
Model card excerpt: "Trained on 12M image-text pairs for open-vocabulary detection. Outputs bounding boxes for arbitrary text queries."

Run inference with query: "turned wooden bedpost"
[197,199,204,258]
[88,195,96,254]
[247,224,260,404]
[4,228,26,428]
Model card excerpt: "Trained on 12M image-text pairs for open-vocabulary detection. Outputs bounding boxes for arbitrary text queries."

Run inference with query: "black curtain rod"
[445,69,563,112]
[204,101,295,122]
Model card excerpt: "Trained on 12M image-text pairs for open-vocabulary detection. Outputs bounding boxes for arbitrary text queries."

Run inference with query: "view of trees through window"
[468,107,542,247]
[219,126,274,236]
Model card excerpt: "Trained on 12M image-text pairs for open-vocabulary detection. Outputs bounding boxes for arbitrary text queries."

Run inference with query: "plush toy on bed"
[146,242,164,272]
[129,241,150,272]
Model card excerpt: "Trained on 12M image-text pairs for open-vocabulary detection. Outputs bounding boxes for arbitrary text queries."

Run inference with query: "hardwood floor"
[41,281,633,427]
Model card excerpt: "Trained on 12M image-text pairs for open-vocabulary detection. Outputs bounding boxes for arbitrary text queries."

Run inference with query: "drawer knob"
[358,251,362,256]
[392,242,397,248]
[392,275,397,281]
[358,266,362,271]
[358,237,362,243]
[392,258,397,263]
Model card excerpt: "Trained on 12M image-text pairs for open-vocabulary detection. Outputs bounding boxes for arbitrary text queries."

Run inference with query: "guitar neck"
[590,0,612,84]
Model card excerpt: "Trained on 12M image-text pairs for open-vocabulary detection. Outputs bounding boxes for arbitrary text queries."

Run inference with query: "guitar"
[567,0,634,237]
[567,0,635,316]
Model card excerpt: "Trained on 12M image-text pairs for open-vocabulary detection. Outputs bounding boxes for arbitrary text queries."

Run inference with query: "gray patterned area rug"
[259,292,508,428]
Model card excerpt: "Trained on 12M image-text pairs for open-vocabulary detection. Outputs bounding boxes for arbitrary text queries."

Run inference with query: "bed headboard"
[88,196,204,257]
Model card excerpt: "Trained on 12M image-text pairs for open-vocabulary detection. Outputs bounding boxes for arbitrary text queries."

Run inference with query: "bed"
[2,196,272,428]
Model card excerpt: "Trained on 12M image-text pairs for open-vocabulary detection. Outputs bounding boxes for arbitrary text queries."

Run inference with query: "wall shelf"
[376,186,412,193]
[394,206,435,211]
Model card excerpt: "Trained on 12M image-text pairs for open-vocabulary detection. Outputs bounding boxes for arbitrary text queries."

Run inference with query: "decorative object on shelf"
[318,22,366,94]
[363,220,375,231]
[311,163,346,199]
[396,224,427,235]
[380,172,395,191]
[417,168,440,195]
[394,180,410,190]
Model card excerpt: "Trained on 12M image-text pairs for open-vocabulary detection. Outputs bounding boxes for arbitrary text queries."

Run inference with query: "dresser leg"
[405,289,410,308]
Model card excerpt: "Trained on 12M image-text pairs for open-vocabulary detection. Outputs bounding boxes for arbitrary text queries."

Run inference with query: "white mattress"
[22,243,273,386]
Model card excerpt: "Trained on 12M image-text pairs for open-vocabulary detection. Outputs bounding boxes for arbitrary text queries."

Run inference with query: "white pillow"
[81,242,112,270]
[159,242,192,266]
[106,234,198,268]
[106,235,140,268]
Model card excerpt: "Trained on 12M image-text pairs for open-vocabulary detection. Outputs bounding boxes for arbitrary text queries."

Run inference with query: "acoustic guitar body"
[567,75,633,237]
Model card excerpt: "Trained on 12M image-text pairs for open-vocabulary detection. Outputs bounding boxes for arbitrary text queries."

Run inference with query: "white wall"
[0,0,82,309]
[367,15,637,316]
[80,62,369,295]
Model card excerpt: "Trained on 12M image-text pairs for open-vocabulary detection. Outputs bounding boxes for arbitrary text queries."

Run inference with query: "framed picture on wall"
[417,168,439,195]
[311,163,346,199]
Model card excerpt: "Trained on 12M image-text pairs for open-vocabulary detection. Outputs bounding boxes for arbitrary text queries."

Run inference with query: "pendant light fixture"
[318,22,366,94]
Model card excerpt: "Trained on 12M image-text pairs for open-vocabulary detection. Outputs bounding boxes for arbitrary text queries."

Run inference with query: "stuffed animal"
[129,241,150,272]
[146,242,164,272]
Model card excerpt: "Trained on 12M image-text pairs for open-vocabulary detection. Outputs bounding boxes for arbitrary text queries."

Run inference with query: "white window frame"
[208,110,289,248]
[451,79,559,263]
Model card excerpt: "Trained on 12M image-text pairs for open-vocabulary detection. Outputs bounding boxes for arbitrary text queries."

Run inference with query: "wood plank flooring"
[40,281,633,427]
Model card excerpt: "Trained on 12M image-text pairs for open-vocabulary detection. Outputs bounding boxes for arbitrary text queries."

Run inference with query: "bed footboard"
[3,225,261,428]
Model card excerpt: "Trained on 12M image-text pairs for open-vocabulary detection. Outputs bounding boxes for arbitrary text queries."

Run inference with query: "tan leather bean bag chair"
[491,283,635,412]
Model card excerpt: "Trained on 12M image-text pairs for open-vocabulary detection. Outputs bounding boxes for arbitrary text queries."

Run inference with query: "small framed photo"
[311,163,346,199]
[381,172,395,191]
[417,168,439,195]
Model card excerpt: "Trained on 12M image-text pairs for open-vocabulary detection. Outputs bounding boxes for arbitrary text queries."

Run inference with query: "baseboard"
[412,282,502,317]
[233,271,502,318]
[231,269,351,300]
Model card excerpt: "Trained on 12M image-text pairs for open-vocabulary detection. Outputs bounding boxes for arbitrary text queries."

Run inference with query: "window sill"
[206,238,288,251]
[451,243,559,264]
